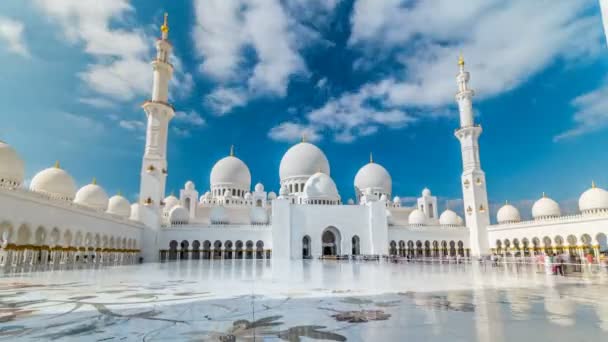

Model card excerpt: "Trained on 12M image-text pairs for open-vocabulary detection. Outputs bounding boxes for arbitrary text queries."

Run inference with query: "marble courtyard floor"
[0,260,607,341]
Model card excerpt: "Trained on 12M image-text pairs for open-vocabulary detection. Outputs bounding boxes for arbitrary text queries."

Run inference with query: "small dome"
[210,206,228,224]
[164,195,179,212]
[303,172,340,200]
[210,155,251,190]
[579,183,608,213]
[74,180,109,210]
[439,209,459,226]
[279,185,289,197]
[107,194,131,218]
[386,209,394,225]
[347,198,354,205]
[422,188,431,197]
[380,194,388,201]
[254,182,264,192]
[409,209,427,226]
[393,196,400,204]
[185,180,195,191]
[354,161,392,196]
[0,141,25,186]
[279,142,330,182]
[268,191,277,200]
[250,207,268,224]
[532,194,561,219]
[30,163,77,200]
[497,203,521,224]
[169,205,189,224]
[244,192,252,200]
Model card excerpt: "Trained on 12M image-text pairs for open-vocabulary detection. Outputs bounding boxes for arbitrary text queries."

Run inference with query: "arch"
[581,234,593,256]
[416,240,423,258]
[457,241,464,257]
[256,240,264,259]
[0,221,13,244]
[109,236,115,249]
[16,224,32,245]
[389,240,397,256]
[169,240,178,260]
[203,240,212,259]
[449,241,456,257]
[554,235,564,254]
[180,240,189,260]
[214,240,222,258]
[34,226,47,245]
[246,240,254,259]
[596,233,607,252]
[235,240,244,259]
[352,235,361,255]
[192,240,201,260]
[101,235,109,248]
[522,238,530,256]
[74,231,83,247]
[224,240,233,259]
[84,232,93,248]
[321,226,341,256]
[94,234,101,249]
[49,227,61,246]
[302,235,311,258]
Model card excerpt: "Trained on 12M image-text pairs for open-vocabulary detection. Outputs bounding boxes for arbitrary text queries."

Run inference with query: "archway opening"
[321,227,341,256]
[352,235,360,255]
[302,235,311,259]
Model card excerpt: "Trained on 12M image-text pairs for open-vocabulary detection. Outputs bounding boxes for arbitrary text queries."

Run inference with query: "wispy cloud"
[554,84,608,141]
[118,120,145,131]
[268,122,321,143]
[0,16,30,57]
[175,110,206,126]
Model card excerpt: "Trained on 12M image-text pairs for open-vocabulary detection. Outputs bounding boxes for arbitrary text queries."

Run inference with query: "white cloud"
[349,1,601,108]
[62,112,105,134]
[172,126,191,138]
[118,120,145,131]
[268,122,321,143]
[34,0,192,103]
[0,17,30,57]
[79,97,117,109]
[194,0,308,114]
[175,110,206,126]
[205,87,248,115]
[554,84,608,141]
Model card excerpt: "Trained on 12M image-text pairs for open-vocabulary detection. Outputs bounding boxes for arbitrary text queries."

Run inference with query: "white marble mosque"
[0,14,607,272]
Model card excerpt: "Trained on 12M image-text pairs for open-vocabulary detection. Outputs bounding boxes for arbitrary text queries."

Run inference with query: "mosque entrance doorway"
[322,227,341,256]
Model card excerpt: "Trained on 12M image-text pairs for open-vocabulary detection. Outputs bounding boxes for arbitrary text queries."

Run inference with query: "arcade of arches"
[491,233,608,260]
[388,239,469,258]
[0,221,140,268]
[160,239,271,261]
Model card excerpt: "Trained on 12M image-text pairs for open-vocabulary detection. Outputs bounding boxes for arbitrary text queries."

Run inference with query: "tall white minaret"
[454,55,490,257]
[139,13,175,209]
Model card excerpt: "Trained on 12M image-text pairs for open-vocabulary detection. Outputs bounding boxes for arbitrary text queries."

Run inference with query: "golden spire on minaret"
[160,12,169,38]
[230,145,235,156]
[458,54,465,67]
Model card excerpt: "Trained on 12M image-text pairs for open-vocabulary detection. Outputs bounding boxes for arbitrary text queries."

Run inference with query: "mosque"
[0,15,606,269]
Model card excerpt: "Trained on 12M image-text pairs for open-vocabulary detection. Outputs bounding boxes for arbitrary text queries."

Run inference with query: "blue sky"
[1,0,607,218]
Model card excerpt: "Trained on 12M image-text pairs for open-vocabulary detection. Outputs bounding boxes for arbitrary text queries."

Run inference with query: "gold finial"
[505,200,509,205]
[54,160,60,169]
[369,152,373,163]
[117,189,122,196]
[542,192,546,198]
[160,12,169,35]
[92,177,97,185]
[458,54,465,67]
[301,134,306,143]
[230,145,234,156]
[592,180,596,188]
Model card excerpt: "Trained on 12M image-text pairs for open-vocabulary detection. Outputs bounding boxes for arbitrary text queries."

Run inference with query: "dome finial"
[230,144,234,156]
[301,134,306,143]
[505,199,509,205]
[92,177,97,185]
[369,152,373,163]
[54,160,60,169]
[160,12,169,38]
[117,189,122,196]
[458,53,465,67]
[592,180,596,188]
[542,192,546,198]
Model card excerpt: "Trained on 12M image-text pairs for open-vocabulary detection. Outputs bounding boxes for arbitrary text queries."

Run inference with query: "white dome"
[354,162,392,196]
[0,141,24,186]
[422,188,431,197]
[497,203,521,224]
[279,142,330,182]
[579,184,608,213]
[107,194,131,218]
[210,206,228,224]
[532,195,561,219]
[74,181,109,210]
[386,209,394,225]
[268,191,277,200]
[169,205,189,224]
[185,180,195,190]
[30,164,77,200]
[393,196,400,204]
[439,209,459,226]
[250,207,268,224]
[303,172,340,200]
[347,198,354,205]
[408,209,427,226]
[279,185,289,197]
[163,195,179,212]
[254,182,264,192]
[210,155,251,189]
[244,192,252,200]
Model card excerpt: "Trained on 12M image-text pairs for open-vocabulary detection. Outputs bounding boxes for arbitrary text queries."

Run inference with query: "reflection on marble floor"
[0,260,607,341]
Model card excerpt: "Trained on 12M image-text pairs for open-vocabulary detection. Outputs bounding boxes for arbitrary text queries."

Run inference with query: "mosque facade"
[0,16,606,269]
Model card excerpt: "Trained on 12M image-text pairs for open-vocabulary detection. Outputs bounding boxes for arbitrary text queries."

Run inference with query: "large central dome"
[279,142,330,182]
[210,155,251,189]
